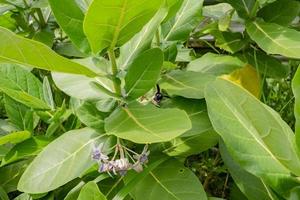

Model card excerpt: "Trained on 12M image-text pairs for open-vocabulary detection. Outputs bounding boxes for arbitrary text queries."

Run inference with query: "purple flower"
[92,143,109,162]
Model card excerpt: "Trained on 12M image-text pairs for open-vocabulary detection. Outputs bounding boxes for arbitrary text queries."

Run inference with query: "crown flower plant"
[0,0,300,199]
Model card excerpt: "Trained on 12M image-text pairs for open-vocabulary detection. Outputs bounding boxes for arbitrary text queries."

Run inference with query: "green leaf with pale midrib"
[205,78,300,195]
[0,131,31,145]
[246,21,300,59]
[18,128,113,193]
[125,48,163,99]
[129,159,207,200]
[105,102,191,143]
[49,0,90,53]
[0,27,97,76]
[164,0,203,41]
[118,5,168,69]
[160,70,215,99]
[83,0,163,53]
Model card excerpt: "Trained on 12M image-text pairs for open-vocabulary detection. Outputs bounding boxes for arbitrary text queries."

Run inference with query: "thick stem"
[250,1,259,19]
[108,49,122,96]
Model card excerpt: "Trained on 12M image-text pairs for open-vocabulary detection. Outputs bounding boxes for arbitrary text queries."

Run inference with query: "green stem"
[36,8,46,28]
[250,1,259,18]
[155,30,160,46]
[108,49,122,96]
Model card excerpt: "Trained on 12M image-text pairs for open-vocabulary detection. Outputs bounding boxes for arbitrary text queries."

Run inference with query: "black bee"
[153,84,164,104]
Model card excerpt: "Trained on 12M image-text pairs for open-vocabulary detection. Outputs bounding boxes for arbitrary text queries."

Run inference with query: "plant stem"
[250,1,259,18]
[108,49,122,96]
[36,8,46,28]
[155,29,160,46]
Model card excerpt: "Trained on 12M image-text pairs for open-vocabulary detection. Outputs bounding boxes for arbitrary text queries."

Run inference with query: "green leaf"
[43,77,55,110]
[205,78,300,196]
[4,96,35,131]
[160,70,215,99]
[292,66,300,150]
[223,0,256,18]
[83,0,163,53]
[48,0,90,53]
[220,140,278,200]
[211,31,248,54]
[77,182,107,200]
[246,21,300,59]
[129,159,207,200]
[162,97,218,156]
[238,49,290,79]
[187,53,245,76]
[257,0,300,26]
[18,128,114,193]
[118,5,168,69]
[0,186,9,200]
[0,131,30,145]
[52,58,114,101]
[1,136,53,166]
[163,0,183,22]
[0,27,97,76]
[164,0,203,41]
[125,48,163,99]
[105,102,191,143]
[0,160,29,193]
[71,99,107,131]
[0,64,49,110]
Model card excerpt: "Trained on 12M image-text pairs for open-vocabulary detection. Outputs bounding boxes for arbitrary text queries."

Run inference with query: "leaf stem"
[108,49,122,96]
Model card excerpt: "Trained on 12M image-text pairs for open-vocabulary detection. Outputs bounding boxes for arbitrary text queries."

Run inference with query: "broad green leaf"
[0,27,97,76]
[220,140,278,200]
[257,0,300,26]
[52,58,114,100]
[71,99,107,131]
[0,160,29,193]
[164,0,203,41]
[129,159,207,200]
[187,53,245,76]
[48,0,90,53]
[205,78,300,195]
[0,64,49,110]
[105,102,191,143]
[118,5,168,69]
[160,70,215,99]
[18,128,114,193]
[4,96,35,131]
[162,97,218,156]
[1,136,53,166]
[246,21,300,59]
[292,66,300,149]
[238,49,290,79]
[77,182,106,200]
[125,48,163,99]
[83,0,163,53]
[0,131,30,145]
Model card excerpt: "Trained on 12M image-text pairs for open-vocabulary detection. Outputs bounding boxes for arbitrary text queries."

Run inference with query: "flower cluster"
[92,143,149,176]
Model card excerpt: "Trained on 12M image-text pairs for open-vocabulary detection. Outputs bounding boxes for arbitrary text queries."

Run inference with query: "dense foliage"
[0,0,300,199]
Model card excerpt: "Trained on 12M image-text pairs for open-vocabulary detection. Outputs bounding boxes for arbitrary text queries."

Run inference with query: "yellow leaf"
[221,65,260,98]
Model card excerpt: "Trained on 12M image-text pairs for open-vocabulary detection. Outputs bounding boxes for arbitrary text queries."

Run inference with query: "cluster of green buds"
[92,143,150,176]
